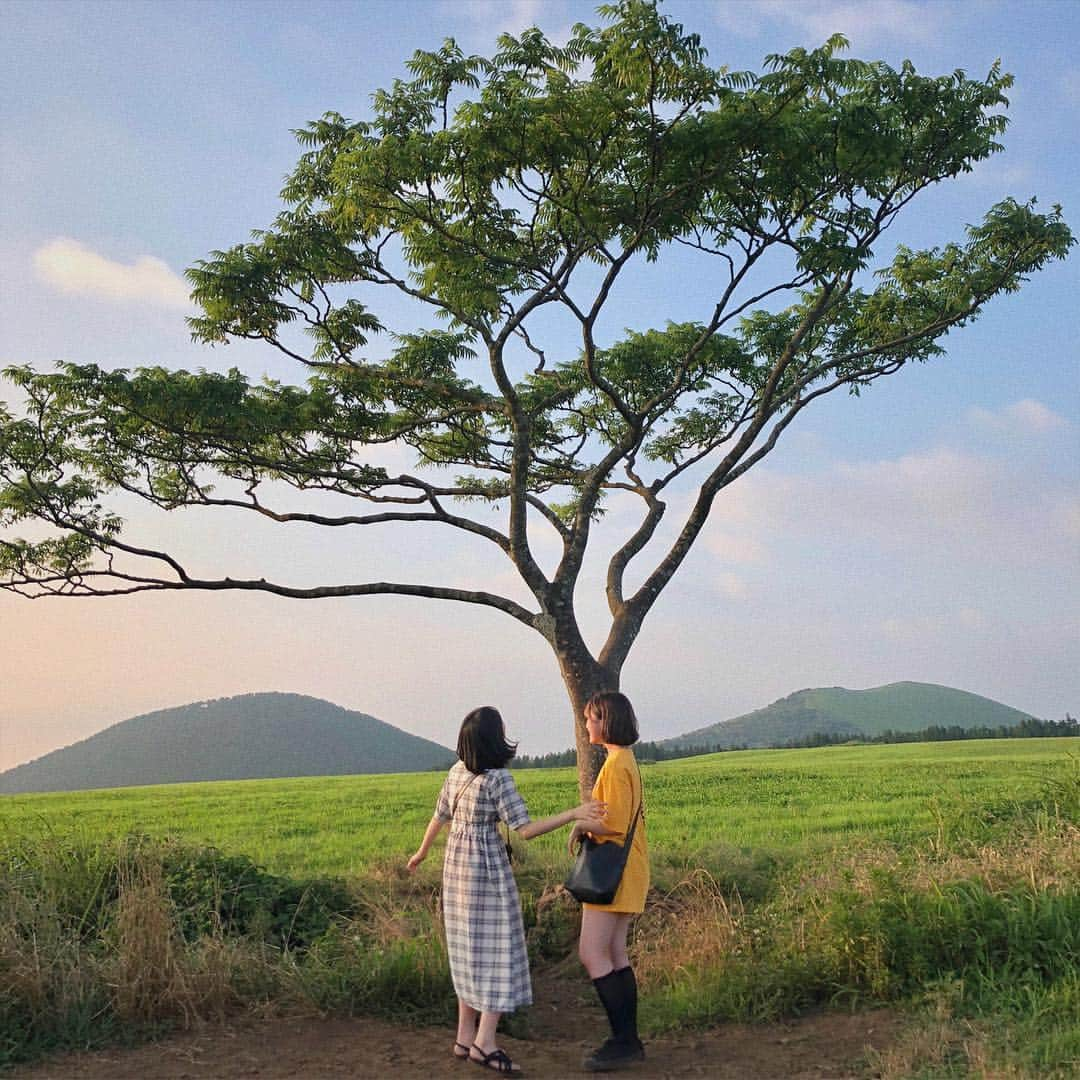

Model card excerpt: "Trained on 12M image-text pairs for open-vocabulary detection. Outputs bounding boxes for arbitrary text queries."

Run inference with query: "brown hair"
[585,691,639,746]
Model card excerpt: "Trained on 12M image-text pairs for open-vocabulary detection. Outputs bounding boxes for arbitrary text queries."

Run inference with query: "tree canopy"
[0,1,1071,781]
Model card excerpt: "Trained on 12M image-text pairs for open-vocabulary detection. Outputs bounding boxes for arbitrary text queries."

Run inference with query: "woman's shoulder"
[446,761,474,784]
[605,747,636,770]
[600,749,639,789]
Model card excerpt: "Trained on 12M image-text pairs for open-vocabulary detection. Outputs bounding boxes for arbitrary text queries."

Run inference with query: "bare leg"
[473,1009,502,1054]
[579,907,633,978]
[455,999,478,1052]
[610,912,633,971]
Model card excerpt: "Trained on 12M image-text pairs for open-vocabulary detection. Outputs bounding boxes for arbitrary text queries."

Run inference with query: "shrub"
[160,843,354,948]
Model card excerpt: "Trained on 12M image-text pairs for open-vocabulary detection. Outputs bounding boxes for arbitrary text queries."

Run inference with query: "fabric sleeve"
[434,770,453,823]
[593,755,636,843]
[491,769,531,829]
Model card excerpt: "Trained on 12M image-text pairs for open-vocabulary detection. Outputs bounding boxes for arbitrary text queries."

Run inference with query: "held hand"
[574,798,606,821]
[578,813,608,836]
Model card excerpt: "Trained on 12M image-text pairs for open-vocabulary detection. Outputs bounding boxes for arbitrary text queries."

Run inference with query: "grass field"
[3,738,1075,879]
[2,737,1077,1076]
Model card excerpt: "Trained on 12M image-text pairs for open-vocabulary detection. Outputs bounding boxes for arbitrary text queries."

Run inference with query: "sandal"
[469,1045,523,1075]
[454,1042,472,1060]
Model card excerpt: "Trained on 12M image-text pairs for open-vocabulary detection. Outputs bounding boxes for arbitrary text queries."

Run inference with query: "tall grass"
[1,741,1076,1074]
[634,761,1079,1077]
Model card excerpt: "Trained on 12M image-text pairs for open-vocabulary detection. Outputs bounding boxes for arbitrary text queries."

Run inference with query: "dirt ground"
[14,971,906,1080]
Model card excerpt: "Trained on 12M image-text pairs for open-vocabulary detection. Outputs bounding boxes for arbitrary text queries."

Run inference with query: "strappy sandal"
[453,1042,472,1060]
[469,1045,523,1075]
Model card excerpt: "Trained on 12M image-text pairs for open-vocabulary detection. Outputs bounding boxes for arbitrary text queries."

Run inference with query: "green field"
[3,737,1078,1076]
[4,738,1076,878]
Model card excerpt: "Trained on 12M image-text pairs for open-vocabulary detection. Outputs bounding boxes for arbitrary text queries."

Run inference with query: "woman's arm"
[516,799,606,841]
[570,813,622,838]
[570,757,637,848]
[406,815,447,872]
[566,813,624,853]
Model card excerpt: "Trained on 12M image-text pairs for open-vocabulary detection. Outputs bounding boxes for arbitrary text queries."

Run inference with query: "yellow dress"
[583,747,649,914]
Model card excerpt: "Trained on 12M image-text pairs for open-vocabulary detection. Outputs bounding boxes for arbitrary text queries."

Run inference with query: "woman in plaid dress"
[408,706,604,1075]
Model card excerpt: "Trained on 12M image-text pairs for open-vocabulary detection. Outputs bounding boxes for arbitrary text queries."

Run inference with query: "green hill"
[0,693,455,794]
[663,682,1038,750]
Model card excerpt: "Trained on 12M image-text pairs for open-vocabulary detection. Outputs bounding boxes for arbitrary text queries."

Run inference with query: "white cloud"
[965,399,1069,436]
[713,0,950,48]
[879,605,987,642]
[689,425,1079,582]
[705,529,768,565]
[461,0,547,38]
[716,571,750,600]
[964,155,1035,192]
[33,237,191,310]
[834,447,992,522]
[697,446,996,548]
[1004,399,1068,433]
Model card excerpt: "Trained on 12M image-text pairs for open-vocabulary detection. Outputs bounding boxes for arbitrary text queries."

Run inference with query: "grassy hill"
[0,693,454,794]
[663,681,1037,750]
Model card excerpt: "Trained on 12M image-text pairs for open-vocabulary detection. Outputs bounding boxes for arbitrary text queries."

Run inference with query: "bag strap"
[451,769,481,819]
[451,770,514,859]
[619,757,644,849]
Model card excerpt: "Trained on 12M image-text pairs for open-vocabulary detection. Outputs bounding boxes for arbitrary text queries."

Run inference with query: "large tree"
[0,2,1071,787]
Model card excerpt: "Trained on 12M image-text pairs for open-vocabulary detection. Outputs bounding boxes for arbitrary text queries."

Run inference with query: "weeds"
[1,743,1076,1073]
[0,834,413,1067]
[631,780,1078,1076]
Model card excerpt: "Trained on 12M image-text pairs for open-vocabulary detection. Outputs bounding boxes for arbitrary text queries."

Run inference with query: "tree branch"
[3,562,543,630]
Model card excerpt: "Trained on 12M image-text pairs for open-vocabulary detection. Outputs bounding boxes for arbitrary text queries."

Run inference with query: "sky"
[1,0,1078,771]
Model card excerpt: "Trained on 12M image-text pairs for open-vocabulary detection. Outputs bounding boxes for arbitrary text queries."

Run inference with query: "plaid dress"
[435,762,533,1013]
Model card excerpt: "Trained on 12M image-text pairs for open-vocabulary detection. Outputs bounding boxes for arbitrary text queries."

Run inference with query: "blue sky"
[1,0,1078,770]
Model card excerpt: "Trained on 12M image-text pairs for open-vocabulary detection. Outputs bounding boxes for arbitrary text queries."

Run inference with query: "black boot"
[614,966,642,1048]
[584,969,645,1072]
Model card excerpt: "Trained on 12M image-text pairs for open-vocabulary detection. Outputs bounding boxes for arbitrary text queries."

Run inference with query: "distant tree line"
[512,715,1078,768]
[514,740,730,769]
[785,715,1079,749]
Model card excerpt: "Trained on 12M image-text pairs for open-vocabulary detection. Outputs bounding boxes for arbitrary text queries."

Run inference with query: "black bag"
[564,799,642,905]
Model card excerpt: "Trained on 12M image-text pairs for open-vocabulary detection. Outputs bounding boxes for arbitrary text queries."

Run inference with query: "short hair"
[586,691,639,746]
[457,706,518,773]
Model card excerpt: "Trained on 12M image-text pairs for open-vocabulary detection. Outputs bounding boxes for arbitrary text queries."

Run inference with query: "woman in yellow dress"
[570,691,649,1072]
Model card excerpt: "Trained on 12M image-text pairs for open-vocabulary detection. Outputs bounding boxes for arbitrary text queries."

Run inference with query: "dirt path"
[14,973,905,1079]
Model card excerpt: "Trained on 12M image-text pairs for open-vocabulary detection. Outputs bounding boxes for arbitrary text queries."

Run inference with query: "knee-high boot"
[613,965,641,1046]
[591,970,623,1041]
[585,970,645,1071]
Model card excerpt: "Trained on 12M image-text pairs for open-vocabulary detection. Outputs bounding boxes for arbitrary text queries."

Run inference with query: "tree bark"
[555,640,618,798]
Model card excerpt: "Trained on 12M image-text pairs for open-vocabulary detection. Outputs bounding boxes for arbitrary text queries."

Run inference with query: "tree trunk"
[556,644,618,799]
